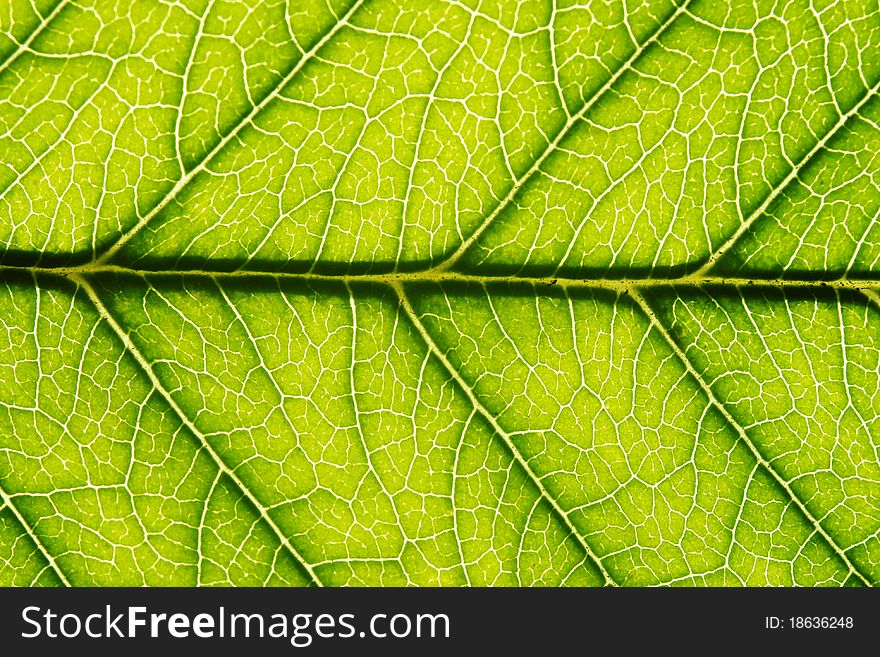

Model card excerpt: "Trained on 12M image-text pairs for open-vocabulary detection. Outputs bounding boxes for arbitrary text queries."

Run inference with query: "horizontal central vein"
[3,264,878,291]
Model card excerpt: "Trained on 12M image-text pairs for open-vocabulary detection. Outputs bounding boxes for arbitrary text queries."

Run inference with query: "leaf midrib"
[4,264,879,291]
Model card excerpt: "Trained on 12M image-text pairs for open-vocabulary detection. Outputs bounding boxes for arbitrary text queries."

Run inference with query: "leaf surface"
[0,0,878,586]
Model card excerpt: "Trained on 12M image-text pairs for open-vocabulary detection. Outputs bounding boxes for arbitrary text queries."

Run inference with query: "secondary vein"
[697,79,880,275]
[91,0,368,266]
[431,0,694,273]
[629,287,874,586]
[393,281,619,587]
[0,0,70,79]
[73,273,325,587]
[0,479,72,586]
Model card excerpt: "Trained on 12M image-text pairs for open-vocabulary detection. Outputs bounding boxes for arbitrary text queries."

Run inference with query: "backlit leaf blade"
[0,0,878,587]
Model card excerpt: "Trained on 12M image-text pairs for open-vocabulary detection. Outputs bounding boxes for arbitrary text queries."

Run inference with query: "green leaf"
[0,0,877,586]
